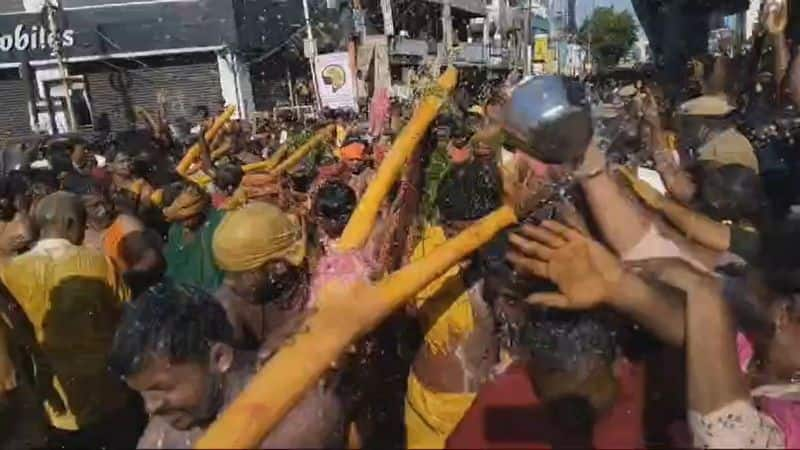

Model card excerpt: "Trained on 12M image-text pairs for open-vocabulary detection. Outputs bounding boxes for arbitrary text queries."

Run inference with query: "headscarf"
[162,187,208,223]
[212,202,306,272]
[340,142,365,161]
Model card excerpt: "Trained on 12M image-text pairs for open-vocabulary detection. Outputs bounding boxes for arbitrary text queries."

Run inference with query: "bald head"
[34,191,87,245]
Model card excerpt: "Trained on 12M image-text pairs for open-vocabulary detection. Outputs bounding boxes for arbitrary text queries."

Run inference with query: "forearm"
[660,199,731,252]
[581,172,651,255]
[686,284,750,415]
[771,32,790,89]
[609,272,684,347]
[653,150,697,204]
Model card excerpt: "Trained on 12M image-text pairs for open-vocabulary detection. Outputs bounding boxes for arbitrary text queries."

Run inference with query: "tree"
[577,7,638,70]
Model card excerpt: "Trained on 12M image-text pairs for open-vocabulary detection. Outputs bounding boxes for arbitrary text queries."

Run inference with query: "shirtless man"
[110,281,346,449]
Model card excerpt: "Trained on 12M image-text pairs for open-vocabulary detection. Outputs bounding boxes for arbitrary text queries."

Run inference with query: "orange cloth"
[341,143,366,161]
[102,215,144,271]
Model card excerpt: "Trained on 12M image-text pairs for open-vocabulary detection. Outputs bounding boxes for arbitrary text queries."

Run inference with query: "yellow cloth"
[405,372,476,449]
[336,125,348,148]
[697,128,760,173]
[410,226,474,355]
[1,239,130,430]
[212,202,306,271]
[162,187,208,223]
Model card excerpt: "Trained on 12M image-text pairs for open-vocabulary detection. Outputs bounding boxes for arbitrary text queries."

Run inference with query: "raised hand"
[506,220,622,309]
[762,0,788,35]
[618,166,666,211]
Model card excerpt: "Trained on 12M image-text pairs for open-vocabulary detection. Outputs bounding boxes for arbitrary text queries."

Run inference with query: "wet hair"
[109,281,234,378]
[699,164,764,223]
[436,160,502,222]
[215,164,243,192]
[120,229,166,298]
[759,219,800,295]
[0,177,18,221]
[522,309,618,374]
[312,180,356,237]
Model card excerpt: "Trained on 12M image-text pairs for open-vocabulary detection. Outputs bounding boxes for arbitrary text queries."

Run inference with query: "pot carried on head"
[500,76,594,164]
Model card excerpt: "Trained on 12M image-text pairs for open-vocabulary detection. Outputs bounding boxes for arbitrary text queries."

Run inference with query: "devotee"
[110,281,346,449]
[0,191,142,448]
[404,160,503,449]
[211,202,309,351]
[163,182,224,291]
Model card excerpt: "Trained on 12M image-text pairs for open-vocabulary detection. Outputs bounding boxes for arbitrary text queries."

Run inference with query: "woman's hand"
[506,220,623,310]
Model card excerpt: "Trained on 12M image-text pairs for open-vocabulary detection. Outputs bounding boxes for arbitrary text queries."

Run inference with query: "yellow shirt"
[1,239,130,430]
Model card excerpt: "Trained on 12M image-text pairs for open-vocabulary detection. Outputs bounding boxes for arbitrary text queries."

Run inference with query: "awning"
[424,0,486,17]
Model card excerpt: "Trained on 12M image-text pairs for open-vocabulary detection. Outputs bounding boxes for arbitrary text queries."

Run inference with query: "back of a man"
[1,191,139,447]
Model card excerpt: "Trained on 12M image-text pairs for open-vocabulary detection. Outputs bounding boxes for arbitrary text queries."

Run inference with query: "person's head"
[27,169,59,215]
[742,220,800,381]
[81,182,116,230]
[33,191,86,245]
[162,182,210,230]
[697,163,763,223]
[522,309,620,425]
[212,202,307,306]
[214,164,243,196]
[120,229,166,298]
[312,180,356,239]
[109,282,234,430]
[436,160,502,238]
[0,177,33,257]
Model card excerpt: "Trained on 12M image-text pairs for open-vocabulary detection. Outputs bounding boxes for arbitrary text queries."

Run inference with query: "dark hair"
[215,164,243,192]
[313,180,356,218]
[522,309,618,374]
[0,177,18,221]
[109,281,234,377]
[120,229,166,298]
[436,160,502,222]
[759,219,800,295]
[700,163,764,223]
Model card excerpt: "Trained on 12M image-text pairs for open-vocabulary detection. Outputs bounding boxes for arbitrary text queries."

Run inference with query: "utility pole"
[524,0,532,75]
[442,0,453,58]
[302,0,322,111]
[45,0,75,132]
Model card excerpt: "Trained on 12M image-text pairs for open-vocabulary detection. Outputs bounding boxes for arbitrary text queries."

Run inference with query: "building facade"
[0,0,316,138]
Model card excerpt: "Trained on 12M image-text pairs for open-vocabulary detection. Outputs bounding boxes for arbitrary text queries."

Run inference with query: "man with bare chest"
[109,281,346,449]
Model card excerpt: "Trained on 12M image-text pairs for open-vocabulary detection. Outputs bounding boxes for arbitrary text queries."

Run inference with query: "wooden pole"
[336,67,458,251]
[194,206,517,449]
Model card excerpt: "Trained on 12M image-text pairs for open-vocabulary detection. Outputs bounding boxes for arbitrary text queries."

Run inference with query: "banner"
[315,52,358,111]
[534,35,549,62]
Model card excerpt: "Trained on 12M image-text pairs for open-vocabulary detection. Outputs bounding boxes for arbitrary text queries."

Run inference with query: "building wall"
[78,54,223,131]
[0,75,35,138]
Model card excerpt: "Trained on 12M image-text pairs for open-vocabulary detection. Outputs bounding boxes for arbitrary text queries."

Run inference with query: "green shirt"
[165,208,224,292]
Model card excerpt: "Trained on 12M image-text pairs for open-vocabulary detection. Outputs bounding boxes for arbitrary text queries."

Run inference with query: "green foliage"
[577,7,638,70]
[421,143,451,222]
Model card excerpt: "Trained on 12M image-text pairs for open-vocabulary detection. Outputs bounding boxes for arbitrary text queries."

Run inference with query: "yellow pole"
[336,67,459,252]
[176,105,237,175]
[194,205,517,449]
[241,144,291,174]
[269,124,336,176]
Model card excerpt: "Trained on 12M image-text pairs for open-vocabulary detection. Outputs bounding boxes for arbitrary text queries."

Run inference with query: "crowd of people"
[0,4,798,450]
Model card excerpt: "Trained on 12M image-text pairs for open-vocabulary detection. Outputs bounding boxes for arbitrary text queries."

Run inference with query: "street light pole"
[45,0,75,132]
[302,0,322,112]
[524,0,532,75]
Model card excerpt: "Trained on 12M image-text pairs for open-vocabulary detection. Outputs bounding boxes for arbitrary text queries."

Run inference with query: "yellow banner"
[534,36,549,62]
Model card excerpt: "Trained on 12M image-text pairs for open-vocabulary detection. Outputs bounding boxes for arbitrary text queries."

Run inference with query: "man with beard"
[80,182,144,271]
[112,281,346,449]
[211,202,310,352]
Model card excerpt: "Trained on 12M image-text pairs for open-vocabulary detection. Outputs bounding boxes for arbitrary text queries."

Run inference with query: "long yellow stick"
[241,143,291,174]
[176,105,236,175]
[337,67,459,252]
[194,205,517,449]
[269,125,336,176]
